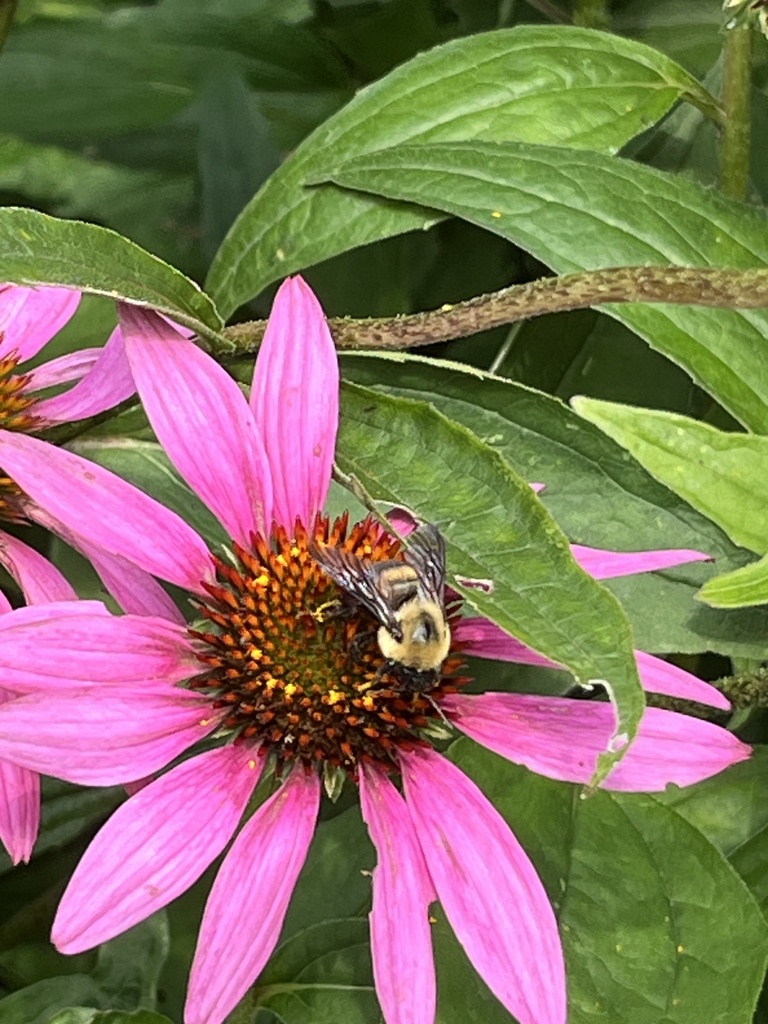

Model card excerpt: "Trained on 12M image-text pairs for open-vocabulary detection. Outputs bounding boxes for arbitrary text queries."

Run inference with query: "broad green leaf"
[341,353,768,658]
[207,26,716,314]
[697,553,768,608]
[321,140,768,431]
[256,919,376,1024]
[571,398,768,554]
[0,208,222,339]
[454,741,768,1024]
[337,381,644,781]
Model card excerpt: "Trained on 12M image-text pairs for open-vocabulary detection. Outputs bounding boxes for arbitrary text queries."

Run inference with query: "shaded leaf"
[698,554,768,608]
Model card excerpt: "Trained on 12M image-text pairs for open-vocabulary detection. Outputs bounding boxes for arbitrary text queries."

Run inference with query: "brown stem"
[219,265,768,353]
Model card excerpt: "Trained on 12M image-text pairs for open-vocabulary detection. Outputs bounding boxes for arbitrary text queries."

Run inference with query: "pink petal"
[570,544,711,579]
[0,528,77,603]
[0,590,11,614]
[27,348,100,389]
[79,541,185,623]
[634,651,730,710]
[33,326,135,424]
[454,620,729,710]
[120,305,273,547]
[360,764,436,1024]
[401,748,566,1024]
[0,688,218,785]
[0,284,80,363]
[453,616,559,668]
[250,277,338,530]
[0,740,40,865]
[445,692,751,791]
[53,745,263,953]
[0,430,213,594]
[529,482,546,492]
[185,767,320,1024]
[0,606,197,692]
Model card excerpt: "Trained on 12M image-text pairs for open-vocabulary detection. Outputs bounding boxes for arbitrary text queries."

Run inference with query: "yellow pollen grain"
[247,646,263,660]
[248,759,257,770]
[361,694,376,710]
[491,210,502,218]
[255,573,270,586]
[290,545,300,557]
[276,554,287,567]
[676,945,685,954]
[327,689,344,705]
[284,683,298,697]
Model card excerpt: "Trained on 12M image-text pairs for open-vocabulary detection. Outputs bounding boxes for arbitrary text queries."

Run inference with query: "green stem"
[572,0,609,30]
[218,265,768,354]
[720,22,753,200]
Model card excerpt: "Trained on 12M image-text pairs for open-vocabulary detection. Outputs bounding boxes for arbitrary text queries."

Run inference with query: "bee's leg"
[332,464,401,537]
[348,628,378,666]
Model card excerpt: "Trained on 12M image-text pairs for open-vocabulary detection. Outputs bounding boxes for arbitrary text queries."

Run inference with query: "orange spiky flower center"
[187,514,465,777]
[0,342,41,523]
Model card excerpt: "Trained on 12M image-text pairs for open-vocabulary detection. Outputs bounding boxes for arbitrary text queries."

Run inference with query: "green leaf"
[341,353,768,658]
[0,977,105,1024]
[454,740,768,1024]
[0,208,222,338]
[571,398,768,555]
[321,140,768,431]
[256,919,376,1024]
[48,1012,173,1024]
[697,553,768,608]
[206,26,715,314]
[93,917,170,1010]
[337,381,644,782]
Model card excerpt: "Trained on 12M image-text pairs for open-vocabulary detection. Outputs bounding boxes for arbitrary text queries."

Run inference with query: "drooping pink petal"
[0,429,213,594]
[570,544,710,579]
[360,764,436,1024]
[33,326,135,424]
[401,748,566,1024]
[24,349,99,390]
[0,589,11,614]
[0,285,80,363]
[79,540,184,624]
[53,745,263,953]
[185,767,320,1024]
[250,277,338,530]
[445,692,750,791]
[634,651,730,710]
[0,606,197,692]
[0,725,40,865]
[120,304,272,547]
[0,529,77,604]
[0,688,219,785]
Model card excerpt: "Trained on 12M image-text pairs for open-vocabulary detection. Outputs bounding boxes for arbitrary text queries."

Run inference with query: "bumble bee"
[309,523,450,693]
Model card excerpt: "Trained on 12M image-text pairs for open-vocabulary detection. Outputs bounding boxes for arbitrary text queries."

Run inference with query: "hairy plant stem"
[0,0,17,56]
[720,22,753,199]
[218,265,768,354]
[572,0,609,30]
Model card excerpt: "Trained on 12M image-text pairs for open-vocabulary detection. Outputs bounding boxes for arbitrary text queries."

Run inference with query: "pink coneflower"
[0,278,749,1024]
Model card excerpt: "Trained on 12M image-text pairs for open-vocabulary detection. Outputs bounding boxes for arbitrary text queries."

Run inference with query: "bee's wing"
[403,523,446,603]
[309,541,400,630]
